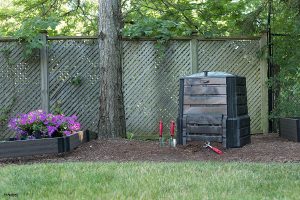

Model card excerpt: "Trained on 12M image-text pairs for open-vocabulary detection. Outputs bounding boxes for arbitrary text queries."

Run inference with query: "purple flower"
[18,130,28,136]
[19,116,27,125]
[39,113,47,121]
[28,135,36,140]
[51,116,58,124]
[56,115,66,123]
[8,118,18,130]
[28,115,37,124]
[63,131,71,136]
[70,115,78,121]
[15,132,21,140]
[68,122,80,131]
[47,126,57,137]
[8,111,81,139]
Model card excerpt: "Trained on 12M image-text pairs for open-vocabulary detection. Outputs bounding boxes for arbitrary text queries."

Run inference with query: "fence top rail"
[48,35,263,41]
[0,35,263,42]
[0,37,19,42]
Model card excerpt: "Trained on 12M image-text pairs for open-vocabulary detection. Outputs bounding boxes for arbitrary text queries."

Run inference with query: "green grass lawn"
[0,162,299,200]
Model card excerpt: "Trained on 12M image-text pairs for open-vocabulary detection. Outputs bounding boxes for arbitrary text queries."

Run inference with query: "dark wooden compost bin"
[280,118,300,142]
[177,71,251,148]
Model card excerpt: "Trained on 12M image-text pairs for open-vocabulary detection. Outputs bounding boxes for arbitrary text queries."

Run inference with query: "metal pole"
[267,0,274,133]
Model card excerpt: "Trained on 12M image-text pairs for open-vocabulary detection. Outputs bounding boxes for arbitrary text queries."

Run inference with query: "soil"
[1,134,300,165]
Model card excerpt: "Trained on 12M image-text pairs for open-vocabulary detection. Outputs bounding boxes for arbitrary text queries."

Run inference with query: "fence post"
[190,38,198,73]
[40,31,50,113]
[259,33,269,134]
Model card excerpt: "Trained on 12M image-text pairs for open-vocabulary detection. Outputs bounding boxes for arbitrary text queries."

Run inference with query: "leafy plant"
[71,76,82,86]
[126,132,134,140]
[8,110,81,140]
[14,16,59,57]
[53,100,63,115]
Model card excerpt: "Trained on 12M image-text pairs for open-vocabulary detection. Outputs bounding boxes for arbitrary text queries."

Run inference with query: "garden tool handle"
[170,120,175,137]
[159,120,163,137]
[209,146,223,155]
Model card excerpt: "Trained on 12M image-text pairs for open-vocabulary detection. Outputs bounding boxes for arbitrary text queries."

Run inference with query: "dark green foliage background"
[0,0,299,119]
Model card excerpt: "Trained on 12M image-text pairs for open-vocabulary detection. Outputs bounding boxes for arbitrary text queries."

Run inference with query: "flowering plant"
[8,110,80,140]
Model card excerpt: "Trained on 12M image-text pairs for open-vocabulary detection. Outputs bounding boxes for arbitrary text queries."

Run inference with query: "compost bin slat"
[183,95,227,105]
[184,85,227,95]
[183,105,228,115]
[187,125,222,134]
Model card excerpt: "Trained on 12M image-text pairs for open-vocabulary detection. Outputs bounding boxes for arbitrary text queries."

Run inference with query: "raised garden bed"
[279,118,300,142]
[0,130,97,159]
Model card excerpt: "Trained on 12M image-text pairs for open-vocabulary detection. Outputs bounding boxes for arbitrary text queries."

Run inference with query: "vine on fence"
[14,17,59,57]
[53,100,63,115]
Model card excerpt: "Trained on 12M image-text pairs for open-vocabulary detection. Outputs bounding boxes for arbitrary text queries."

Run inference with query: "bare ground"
[1,134,300,165]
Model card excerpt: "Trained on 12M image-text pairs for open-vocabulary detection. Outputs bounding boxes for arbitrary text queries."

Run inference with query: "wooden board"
[184,78,226,85]
[0,131,97,159]
[183,114,223,126]
[186,135,223,142]
[184,95,227,105]
[183,105,227,115]
[187,125,222,134]
[0,138,59,158]
[67,130,98,151]
[184,85,227,95]
[67,132,82,151]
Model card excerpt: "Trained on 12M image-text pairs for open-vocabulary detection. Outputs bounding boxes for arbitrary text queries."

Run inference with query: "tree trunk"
[98,0,126,138]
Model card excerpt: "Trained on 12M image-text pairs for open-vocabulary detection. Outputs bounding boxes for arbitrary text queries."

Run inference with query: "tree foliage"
[122,0,256,38]
[0,0,98,55]
[0,0,265,38]
[1,0,300,118]
[270,0,300,118]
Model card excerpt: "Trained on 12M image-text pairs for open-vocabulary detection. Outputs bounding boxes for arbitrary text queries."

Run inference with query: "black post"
[267,0,274,132]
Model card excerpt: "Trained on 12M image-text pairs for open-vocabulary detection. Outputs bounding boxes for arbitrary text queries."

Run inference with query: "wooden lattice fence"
[195,39,268,133]
[0,41,41,138]
[0,35,268,139]
[123,40,191,134]
[48,39,100,134]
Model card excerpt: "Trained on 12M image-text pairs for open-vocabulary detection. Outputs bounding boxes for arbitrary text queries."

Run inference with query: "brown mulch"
[1,134,300,165]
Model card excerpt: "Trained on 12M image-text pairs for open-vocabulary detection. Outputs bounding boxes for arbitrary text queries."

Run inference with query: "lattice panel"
[48,39,100,133]
[197,40,262,132]
[0,42,41,139]
[123,41,191,135]
[0,37,265,139]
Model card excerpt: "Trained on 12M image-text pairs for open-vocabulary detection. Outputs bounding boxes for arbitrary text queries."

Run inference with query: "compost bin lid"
[181,71,241,79]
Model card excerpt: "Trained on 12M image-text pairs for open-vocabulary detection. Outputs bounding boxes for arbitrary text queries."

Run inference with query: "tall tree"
[98,0,126,137]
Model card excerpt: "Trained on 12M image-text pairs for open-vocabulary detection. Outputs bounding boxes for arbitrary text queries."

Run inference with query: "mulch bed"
[1,134,300,165]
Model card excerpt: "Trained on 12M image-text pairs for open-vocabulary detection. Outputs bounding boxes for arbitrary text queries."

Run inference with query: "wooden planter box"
[279,118,300,142]
[0,130,97,159]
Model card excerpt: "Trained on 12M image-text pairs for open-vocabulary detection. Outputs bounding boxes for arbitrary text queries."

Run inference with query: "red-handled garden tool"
[204,142,223,155]
[170,120,175,139]
[159,120,164,146]
[169,120,176,147]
